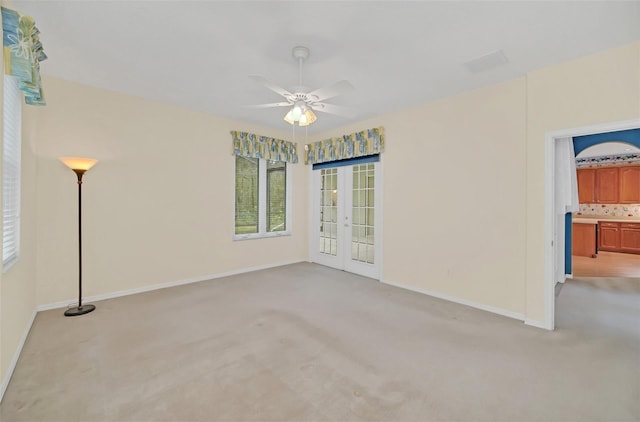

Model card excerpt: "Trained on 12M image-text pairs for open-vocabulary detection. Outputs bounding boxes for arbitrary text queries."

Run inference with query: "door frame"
[543,118,640,330]
[308,157,384,280]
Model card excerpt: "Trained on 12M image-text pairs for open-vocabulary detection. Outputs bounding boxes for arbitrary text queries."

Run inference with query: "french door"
[311,162,381,279]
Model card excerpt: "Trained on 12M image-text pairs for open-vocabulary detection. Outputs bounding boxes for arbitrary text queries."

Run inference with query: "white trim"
[524,319,548,329]
[36,259,305,312]
[377,154,384,282]
[543,133,556,330]
[381,278,525,322]
[307,164,315,262]
[546,119,640,139]
[1,309,36,402]
[232,231,292,241]
[543,118,640,332]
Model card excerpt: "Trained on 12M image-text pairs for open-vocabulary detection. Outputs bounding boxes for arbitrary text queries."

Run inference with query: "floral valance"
[1,7,47,105]
[231,131,298,164]
[304,127,385,165]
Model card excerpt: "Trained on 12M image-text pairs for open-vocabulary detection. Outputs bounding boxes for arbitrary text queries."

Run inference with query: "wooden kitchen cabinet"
[576,166,638,204]
[572,223,597,257]
[595,167,619,203]
[598,221,640,254]
[598,222,620,251]
[619,166,640,204]
[577,169,596,203]
[620,223,640,254]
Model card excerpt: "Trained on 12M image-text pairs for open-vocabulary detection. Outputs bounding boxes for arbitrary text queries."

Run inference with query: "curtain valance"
[231,131,298,164]
[1,7,47,105]
[304,127,385,165]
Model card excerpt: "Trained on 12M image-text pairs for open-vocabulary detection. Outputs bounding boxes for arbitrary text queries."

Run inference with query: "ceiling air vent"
[464,50,509,74]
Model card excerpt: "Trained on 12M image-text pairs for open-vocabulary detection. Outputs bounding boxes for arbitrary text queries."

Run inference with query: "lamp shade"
[298,109,317,127]
[283,109,296,125]
[284,104,317,126]
[59,157,98,172]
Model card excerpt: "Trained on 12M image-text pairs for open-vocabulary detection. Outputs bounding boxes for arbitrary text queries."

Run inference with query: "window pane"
[320,168,338,256]
[349,164,375,265]
[235,156,259,234]
[267,161,286,232]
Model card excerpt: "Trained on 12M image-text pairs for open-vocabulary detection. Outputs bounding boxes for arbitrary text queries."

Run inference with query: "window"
[234,156,291,239]
[3,75,22,270]
[235,156,259,235]
[266,161,286,232]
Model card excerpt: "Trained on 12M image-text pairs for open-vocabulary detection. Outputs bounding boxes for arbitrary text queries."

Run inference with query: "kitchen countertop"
[573,215,640,224]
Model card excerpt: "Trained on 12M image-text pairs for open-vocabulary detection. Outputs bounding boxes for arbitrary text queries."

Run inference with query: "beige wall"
[525,42,640,323]
[314,78,528,316]
[29,77,308,306]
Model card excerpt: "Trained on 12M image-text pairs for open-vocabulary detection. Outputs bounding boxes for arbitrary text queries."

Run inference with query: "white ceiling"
[14,1,640,134]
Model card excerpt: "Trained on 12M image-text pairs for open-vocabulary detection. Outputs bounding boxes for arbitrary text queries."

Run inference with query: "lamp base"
[64,304,95,317]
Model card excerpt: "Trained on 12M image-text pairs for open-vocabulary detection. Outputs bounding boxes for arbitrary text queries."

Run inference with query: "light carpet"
[1,263,638,421]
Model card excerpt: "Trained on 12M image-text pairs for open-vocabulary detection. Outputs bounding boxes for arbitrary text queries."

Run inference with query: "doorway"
[572,141,640,278]
[545,119,640,330]
[310,162,382,279]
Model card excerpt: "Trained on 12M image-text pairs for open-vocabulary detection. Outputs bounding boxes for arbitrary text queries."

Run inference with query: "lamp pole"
[60,157,98,317]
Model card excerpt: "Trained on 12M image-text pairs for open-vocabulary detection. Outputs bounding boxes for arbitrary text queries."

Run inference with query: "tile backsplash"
[575,154,640,168]
[578,204,640,217]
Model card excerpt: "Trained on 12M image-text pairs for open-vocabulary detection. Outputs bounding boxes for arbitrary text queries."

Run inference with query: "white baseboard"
[381,279,525,322]
[37,259,306,312]
[524,318,552,330]
[1,309,37,402]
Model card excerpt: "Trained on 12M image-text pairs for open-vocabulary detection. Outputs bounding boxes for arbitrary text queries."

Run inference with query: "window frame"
[3,75,22,271]
[233,156,292,241]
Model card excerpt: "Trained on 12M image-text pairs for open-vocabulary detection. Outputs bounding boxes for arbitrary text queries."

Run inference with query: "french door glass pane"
[319,168,338,256]
[351,164,375,264]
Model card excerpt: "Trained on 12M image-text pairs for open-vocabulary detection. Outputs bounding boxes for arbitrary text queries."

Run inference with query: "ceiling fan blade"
[249,75,292,98]
[243,102,291,109]
[307,80,354,102]
[313,102,358,118]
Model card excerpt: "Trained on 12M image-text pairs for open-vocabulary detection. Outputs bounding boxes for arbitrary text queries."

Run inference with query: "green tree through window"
[267,161,286,232]
[235,156,258,234]
[235,156,290,237]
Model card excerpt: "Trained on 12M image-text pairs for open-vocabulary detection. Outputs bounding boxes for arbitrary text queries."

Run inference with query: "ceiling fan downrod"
[292,46,309,90]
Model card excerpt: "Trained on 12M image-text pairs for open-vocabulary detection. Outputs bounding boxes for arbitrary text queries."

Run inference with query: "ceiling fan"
[247,46,355,126]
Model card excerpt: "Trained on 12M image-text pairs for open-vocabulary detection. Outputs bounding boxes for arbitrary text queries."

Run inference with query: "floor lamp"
[60,157,98,317]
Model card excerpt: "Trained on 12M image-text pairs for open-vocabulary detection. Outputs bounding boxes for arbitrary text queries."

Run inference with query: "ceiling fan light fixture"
[250,46,354,127]
[284,102,316,126]
[299,109,317,127]
[291,102,304,119]
[283,108,296,125]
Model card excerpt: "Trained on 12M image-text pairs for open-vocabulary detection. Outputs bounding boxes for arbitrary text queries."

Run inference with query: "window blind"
[3,75,22,270]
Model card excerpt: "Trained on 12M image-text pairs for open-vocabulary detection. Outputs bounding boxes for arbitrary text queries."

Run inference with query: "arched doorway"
[568,134,640,275]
